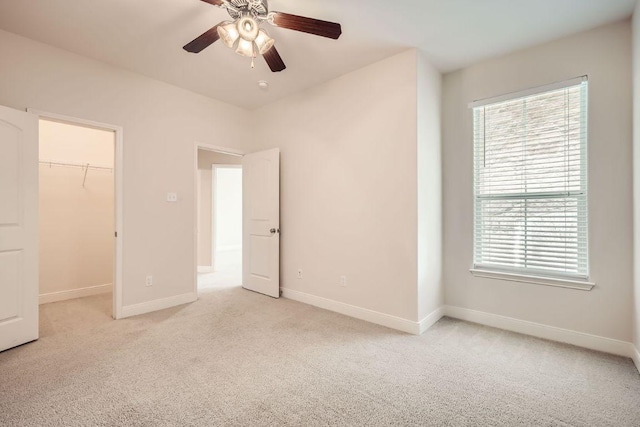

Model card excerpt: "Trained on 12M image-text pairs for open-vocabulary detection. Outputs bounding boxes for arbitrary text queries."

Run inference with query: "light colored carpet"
[198,249,242,290]
[1,288,639,426]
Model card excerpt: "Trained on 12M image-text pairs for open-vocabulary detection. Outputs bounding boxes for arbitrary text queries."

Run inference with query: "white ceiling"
[0,0,636,109]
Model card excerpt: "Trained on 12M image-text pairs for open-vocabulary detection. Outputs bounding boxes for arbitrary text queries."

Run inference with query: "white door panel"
[0,105,38,352]
[0,121,20,224]
[242,148,280,298]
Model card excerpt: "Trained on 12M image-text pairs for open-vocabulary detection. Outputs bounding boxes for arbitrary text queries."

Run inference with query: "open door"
[0,105,38,352]
[242,148,280,298]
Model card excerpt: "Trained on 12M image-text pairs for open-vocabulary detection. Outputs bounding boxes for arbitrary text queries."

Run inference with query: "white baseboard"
[632,345,640,374]
[419,306,446,334]
[39,283,112,305]
[444,305,634,358]
[282,288,436,335]
[120,292,197,319]
[279,289,637,362]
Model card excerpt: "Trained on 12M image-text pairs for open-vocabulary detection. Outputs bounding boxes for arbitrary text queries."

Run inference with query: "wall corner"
[416,52,444,321]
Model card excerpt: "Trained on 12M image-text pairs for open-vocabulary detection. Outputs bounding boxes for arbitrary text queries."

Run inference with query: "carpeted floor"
[197,249,242,291]
[1,287,639,426]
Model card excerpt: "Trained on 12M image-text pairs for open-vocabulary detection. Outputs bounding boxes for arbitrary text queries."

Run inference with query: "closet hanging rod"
[39,160,113,171]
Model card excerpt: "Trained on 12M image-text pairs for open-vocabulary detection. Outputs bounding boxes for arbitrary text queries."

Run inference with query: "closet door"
[0,105,38,352]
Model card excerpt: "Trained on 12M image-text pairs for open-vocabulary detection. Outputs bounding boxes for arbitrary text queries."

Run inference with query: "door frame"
[27,109,124,319]
[211,164,242,270]
[194,142,244,294]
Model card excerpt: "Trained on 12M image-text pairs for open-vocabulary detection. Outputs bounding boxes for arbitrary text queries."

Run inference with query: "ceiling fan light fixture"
[236,38,256,57]
[237,16,259,42]
[183,0,342,73]
[254,30,275,55]
[218,21,240,48]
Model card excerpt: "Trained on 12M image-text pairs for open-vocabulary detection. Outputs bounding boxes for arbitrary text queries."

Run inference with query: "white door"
[0,105,38,352]
[242,148,280,298]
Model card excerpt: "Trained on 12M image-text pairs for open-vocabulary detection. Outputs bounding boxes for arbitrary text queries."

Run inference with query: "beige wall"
[633,2,640,351]
[0,29,253,309]
[39,119,114,296]
[197,149,241,267]
[252,50,441,323]
[442,20,633,341]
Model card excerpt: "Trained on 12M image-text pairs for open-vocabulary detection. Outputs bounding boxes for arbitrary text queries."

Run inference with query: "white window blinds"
[472,77,588,279]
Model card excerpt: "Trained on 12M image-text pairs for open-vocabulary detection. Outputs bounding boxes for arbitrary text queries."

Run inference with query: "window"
[471,77,588,281]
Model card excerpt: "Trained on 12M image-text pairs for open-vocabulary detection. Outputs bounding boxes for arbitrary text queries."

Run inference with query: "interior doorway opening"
[37,117,116,329]
[196,147,243,292]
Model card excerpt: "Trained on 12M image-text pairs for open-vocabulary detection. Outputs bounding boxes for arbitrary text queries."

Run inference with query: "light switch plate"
[167,192,178,202]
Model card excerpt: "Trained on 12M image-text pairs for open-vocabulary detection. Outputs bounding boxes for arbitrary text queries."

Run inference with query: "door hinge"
[115,231,118,238]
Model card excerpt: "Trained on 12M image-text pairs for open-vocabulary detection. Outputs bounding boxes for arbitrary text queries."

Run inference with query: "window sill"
[469,269,595,291]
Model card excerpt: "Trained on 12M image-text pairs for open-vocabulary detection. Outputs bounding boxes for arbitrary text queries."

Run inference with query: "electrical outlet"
[145,275,153,287]
[167,192,178,202]
[297,269,303,279]
[340,276,347,287]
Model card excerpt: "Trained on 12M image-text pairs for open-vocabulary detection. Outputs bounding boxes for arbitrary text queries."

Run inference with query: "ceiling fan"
[183,0,342,72]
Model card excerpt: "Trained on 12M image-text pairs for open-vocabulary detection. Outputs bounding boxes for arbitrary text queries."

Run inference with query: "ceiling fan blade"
[263,46,286,72]
[183,24,222,53]
[271,12,342,40]
[200,0,224,6]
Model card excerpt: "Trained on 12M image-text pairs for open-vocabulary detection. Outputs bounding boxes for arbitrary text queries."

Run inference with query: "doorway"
[196,147,243,291]
[33,110,123,329]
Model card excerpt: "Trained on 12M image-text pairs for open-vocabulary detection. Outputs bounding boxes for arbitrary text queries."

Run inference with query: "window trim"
[468,75,587,109]
[470,76,590,284]
[469,268,595,291]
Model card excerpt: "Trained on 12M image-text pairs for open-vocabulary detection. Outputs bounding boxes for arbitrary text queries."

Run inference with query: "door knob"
[270,228,280,234]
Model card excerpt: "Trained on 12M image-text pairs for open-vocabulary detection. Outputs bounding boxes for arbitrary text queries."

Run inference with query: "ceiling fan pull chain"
[251,44,256,69]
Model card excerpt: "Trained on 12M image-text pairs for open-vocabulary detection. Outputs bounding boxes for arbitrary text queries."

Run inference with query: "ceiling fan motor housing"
[226,0,269,20]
